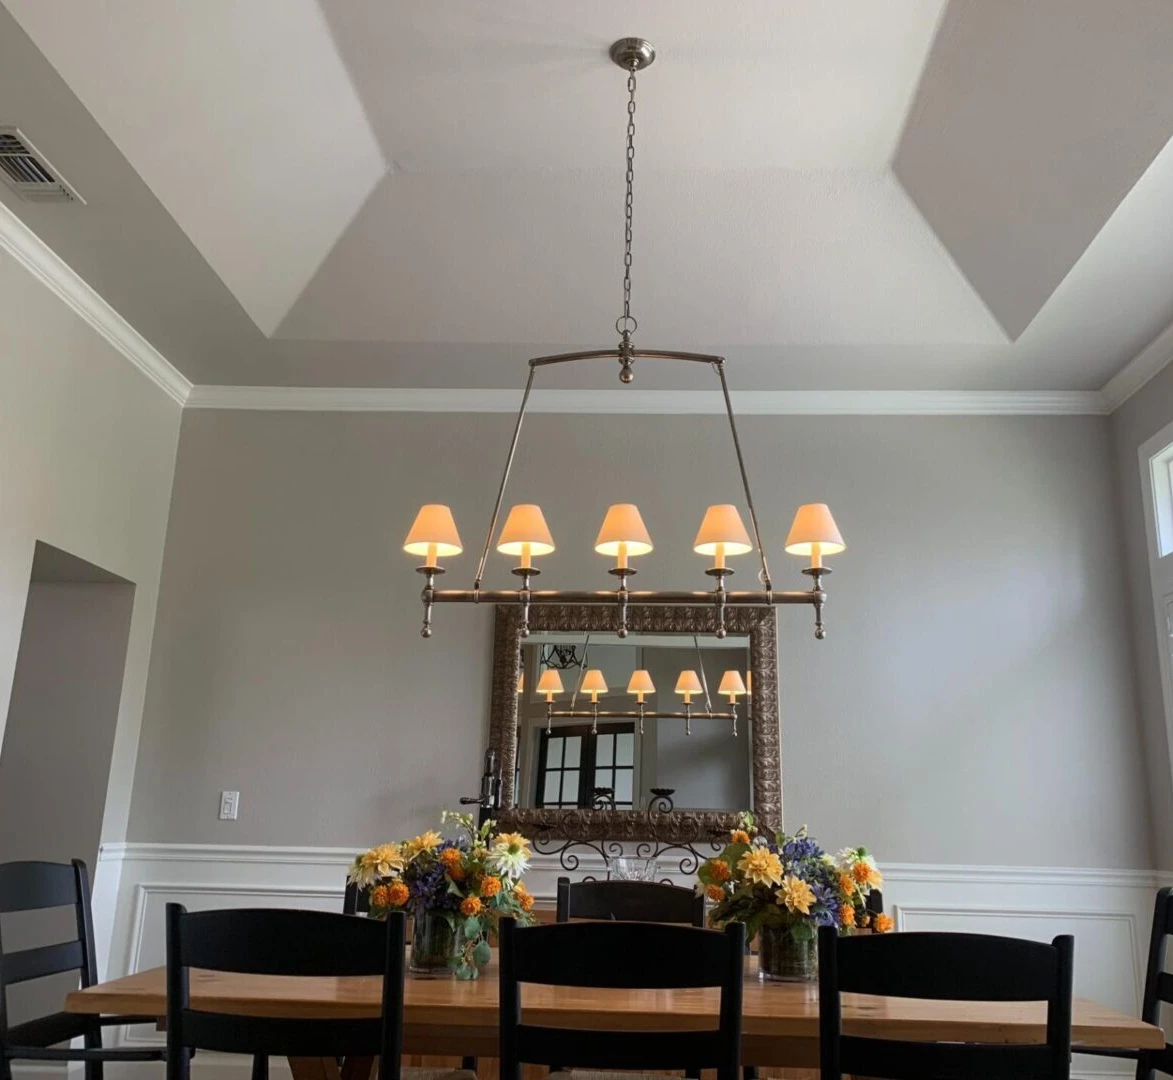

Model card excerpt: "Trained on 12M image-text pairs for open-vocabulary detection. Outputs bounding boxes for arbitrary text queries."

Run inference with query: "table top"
[66,956,1164,1051]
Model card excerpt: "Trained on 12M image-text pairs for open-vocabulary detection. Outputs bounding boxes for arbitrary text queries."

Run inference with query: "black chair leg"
[460,1057,477,1072]
[85,1058,105,1080]
[743,1068,759,1080]
[0,1056,12,1080]
[251,1054,268,1080]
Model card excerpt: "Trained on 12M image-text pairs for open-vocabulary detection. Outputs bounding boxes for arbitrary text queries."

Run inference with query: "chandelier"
[403,38,845,642]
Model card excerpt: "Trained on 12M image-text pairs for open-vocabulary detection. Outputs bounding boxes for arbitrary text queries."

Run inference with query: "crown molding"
[0,200,191,406]
[1101,319,1173,412]
[186,385,1108,415]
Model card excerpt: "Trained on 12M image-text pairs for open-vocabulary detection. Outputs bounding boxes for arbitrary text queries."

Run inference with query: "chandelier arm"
[472,364,537,594]
[528,348,724,368]
[431,589,820,606]
[694,633,713,713]
[714,360,774,595]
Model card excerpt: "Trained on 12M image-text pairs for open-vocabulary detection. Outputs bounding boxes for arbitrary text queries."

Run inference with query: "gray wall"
[0,245,181,854]
[128,408,1151,869]
[1112,362,1173,868]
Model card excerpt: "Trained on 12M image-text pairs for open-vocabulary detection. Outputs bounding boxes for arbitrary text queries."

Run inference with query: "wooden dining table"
[66,953,1164,1080]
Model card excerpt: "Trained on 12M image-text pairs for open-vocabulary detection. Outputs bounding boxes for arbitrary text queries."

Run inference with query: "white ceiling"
[2,0,1173,392]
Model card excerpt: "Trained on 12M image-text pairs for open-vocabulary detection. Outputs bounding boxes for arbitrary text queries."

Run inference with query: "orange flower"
[852,861,883,889]
[440,847,463,868]
[874,913,894,933]
[481,875,502,897]
[840,903,855,928]
[370,884,392,909]
[730,829,752,845]
[705,884,726,903]
[448,865,466,883]
[839,873,856,897]
[708,859,732,883]
[513,882,534,912]
[460,896,483,917]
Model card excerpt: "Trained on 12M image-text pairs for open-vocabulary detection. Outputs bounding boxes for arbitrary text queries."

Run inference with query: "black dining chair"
[498,916,745,1080]
[555,875,705,925]
[1080,886,1173,1079]
[818,923,1074,1080]
[0,859,165,1080]
[165,905,473,1080]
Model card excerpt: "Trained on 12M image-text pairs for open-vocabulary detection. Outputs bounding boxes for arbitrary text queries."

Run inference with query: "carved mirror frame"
[489,603,782,842]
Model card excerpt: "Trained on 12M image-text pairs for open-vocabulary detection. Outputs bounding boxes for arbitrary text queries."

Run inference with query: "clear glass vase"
[758,924,817,982]
[409,911,456,976]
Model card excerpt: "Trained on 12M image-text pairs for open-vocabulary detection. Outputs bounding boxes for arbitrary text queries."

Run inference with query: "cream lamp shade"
[675,669,704,703]
[595,504,654,564]
[627,669,655,702]
[693,504,753,567]
[536,669,563,700]
[497,504,555,567]
[404,504,463,561]
[580,668,608,702]
[785,503,845,567]
[516,673,524,693]
[718,670,747,698]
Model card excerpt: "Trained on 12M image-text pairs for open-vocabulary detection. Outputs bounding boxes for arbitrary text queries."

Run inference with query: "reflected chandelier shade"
[402,38,846,643]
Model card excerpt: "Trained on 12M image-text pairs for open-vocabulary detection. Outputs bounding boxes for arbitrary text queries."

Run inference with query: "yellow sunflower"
[402,830,443,859]
[776,875,816,915]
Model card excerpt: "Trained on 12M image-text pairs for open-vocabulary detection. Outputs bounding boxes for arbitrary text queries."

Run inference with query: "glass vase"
[409,911,456,976]
[758,924,817,982]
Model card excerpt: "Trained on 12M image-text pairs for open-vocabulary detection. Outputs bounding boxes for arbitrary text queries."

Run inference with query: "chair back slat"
[1156,971,1173,1008]
[499,917,744,1080]
[2,941,85,985]
[173,908,388,976]
[556,877,704,926]
[342,881,371,916]
[166,905,405,1080]
[839,1037,1055,1080]
[509,919,735,988]
[832,931,1061,1001]
[178,1012,384,1058]
[517,1026,725,1070]
[0,862,79,914]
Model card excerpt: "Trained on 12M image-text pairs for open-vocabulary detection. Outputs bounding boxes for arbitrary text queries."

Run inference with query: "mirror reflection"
[515,632,752,812]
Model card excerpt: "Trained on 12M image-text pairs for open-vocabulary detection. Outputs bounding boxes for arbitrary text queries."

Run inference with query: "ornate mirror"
[488,604,781,846]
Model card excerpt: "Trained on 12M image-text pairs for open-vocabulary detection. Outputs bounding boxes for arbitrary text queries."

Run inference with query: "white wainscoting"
[85,843,1171,1080]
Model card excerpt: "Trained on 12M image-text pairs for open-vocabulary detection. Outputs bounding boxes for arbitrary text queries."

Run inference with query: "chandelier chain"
[619,66,638,337]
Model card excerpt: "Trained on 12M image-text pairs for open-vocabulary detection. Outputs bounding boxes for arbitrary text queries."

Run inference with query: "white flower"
[487,832,531,879]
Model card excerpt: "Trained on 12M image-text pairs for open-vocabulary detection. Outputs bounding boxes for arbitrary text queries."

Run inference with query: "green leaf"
[790,921,816,943]
[463,916,482,938]
[473,939,492,966]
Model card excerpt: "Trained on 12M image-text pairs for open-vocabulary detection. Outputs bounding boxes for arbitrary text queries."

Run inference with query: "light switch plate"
[219,790,240,820]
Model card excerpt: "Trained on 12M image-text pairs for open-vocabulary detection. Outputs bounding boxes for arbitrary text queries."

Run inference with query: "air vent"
[0,127,83,203]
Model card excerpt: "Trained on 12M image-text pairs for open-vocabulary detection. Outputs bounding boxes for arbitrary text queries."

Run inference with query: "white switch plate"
[219,790,239,820]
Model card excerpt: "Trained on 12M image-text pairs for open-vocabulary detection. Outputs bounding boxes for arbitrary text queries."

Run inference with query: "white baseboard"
[92,842,1169,1080]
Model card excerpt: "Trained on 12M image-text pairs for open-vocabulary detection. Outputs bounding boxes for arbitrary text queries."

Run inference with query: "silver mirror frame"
[489,603,782,842]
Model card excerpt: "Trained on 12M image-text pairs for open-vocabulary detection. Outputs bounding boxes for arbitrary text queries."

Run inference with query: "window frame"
[533,721,637,809]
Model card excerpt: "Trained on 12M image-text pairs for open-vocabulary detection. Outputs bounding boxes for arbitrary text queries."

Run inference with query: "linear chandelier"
[404,38,846,642]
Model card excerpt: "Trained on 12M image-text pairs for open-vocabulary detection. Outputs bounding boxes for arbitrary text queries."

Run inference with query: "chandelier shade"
[580,668,608,702]
[675,670,704,703]
[536,668,564,701]
[496,504,555,560]
[404,504,463,560]
[693,505,753,558]
[595,503,654,559]
[627,669,656,701]
[718,670,747,699]
[785,503,846,568]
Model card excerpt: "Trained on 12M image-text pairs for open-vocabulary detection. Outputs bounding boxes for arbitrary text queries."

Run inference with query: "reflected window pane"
[543,772,561,804]
[561,770,580,803]
[596,733,614,765]
[596,768,613,792]
[563,736,582,768]
[615,732,634,766]
[615,770,633,804]
[547,737,563,767]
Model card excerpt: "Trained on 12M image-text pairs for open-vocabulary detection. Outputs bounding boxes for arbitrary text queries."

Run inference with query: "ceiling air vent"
[0,127,83,203]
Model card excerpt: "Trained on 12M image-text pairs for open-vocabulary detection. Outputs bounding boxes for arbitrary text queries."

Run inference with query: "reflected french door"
[534,723,636,809]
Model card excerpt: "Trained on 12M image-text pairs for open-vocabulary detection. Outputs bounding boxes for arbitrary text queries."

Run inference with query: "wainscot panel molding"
[184,385,1110,415]
[91,842,1171,1080]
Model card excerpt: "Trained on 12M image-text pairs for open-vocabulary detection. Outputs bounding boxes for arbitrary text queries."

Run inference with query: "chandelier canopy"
[404,38,846,644]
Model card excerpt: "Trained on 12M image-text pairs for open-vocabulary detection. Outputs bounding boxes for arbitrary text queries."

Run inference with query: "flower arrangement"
[698,814,890,980]
[348,811,535,979]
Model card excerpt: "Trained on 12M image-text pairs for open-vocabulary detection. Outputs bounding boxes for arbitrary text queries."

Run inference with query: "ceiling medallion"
[403,39,846,652]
